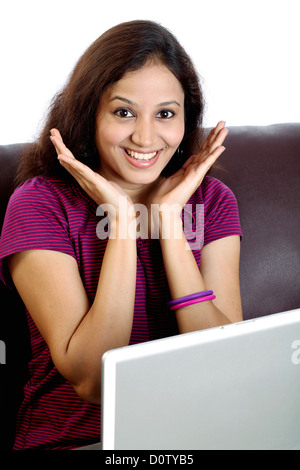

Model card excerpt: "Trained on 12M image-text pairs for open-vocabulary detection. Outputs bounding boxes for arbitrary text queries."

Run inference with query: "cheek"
[166,122,185,148]
[95,124,125,153]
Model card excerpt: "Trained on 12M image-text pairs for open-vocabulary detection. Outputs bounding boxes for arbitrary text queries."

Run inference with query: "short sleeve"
[202,176,243,245]
[0,177,76,288]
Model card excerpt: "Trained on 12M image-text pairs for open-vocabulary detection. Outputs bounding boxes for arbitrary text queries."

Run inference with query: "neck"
[97,166,164,206]
[125,180,161,206]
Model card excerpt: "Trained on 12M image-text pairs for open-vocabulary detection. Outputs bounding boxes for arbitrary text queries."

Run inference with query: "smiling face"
[94,61,185,195]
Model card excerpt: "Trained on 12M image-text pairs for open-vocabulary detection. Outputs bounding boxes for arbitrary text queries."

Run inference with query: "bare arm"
[152,122,243,330]
[8,130,138,404]
[160,230,242,333]
[9,228,137,404]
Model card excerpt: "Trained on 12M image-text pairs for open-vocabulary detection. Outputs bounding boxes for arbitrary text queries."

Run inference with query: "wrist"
[112,209,137,240]
[157,205,183,240]
[96,201,137,241]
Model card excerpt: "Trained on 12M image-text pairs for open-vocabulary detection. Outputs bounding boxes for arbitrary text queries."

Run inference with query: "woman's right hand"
[50,129,133,219]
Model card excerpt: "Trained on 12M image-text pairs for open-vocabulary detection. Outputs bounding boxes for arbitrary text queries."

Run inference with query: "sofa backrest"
[211,123,300,318]
[0,123,299,448]
[0,143,31,449]
[1,125,300,322]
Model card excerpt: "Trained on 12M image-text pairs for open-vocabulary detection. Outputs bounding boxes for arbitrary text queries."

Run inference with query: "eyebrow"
[110,96,181,107]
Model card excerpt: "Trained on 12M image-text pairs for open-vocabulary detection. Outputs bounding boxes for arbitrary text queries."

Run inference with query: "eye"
[114,108,135,118]
[157,109,175,119]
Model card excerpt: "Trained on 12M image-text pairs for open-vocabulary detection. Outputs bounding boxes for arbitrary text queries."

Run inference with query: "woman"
[0,20,243,449]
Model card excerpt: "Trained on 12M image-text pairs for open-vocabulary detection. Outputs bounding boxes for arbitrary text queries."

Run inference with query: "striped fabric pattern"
[0,175,242,449]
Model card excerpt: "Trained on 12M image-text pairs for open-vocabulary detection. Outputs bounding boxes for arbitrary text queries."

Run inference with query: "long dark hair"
[15,20,205,185]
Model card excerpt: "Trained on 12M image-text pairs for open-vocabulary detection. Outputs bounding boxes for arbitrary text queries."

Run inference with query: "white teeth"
[126,149,158,161]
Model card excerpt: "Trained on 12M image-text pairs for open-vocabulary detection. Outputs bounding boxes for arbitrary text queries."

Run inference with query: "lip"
[121,147,162,169]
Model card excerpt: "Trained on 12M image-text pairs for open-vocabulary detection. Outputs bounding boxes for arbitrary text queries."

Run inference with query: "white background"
[1,0,299,144]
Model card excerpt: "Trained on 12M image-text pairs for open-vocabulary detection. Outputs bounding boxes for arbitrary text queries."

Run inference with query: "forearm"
[159,213,231,333]
[63,226,137,403]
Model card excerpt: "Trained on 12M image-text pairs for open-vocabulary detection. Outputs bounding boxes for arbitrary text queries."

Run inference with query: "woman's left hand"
[150,121,228,213]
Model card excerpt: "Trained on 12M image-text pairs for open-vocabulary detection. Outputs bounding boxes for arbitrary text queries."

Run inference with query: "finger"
[58,158,103,200]
[206,121,226,142]
[210,127,229,153]
[50,129,75,159]
[58,154,95,181]
[59,158,122,207]
[58,155,111,193]
[180,154,197,170]
[198,128,228,164]
[58,159,88,187]
[203,121,228,151]
[198,144,226,173]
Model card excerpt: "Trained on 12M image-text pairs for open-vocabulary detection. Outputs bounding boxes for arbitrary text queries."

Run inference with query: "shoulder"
[200,176,240,220]
[187,176,238,210]
[3,176,96,243]
[201,176,238,205]
[11,176,74,202]
[199,176,240,220]
[1,177,82,286]
[200,176,242,243]
[8,176,92,214]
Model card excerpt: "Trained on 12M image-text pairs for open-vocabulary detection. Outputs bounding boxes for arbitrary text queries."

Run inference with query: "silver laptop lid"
[101,309,300,450]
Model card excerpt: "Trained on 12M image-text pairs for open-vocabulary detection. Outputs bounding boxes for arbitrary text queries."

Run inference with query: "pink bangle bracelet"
[169,294,216,311]
[167,290,213,307]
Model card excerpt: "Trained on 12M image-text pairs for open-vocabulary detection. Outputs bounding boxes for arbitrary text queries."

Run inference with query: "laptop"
[101,309,300,450]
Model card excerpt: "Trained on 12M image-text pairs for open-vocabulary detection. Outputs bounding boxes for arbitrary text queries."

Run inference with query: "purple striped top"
[0,175,242,449]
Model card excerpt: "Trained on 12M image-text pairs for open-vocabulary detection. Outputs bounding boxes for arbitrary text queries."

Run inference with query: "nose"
[131,116,156,149]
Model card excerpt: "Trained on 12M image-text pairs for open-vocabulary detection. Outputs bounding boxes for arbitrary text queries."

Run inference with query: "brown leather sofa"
[0,123,299,449]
